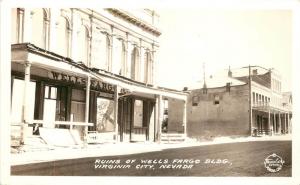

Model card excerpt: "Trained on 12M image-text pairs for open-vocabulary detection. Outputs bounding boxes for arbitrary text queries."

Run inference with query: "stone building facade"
[10,8,187,146]
[187,66,292,140]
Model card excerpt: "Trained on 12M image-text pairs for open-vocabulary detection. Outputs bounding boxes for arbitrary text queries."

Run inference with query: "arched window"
[106,36,111,71]
[112,37,126,75]
[56,15,70,57]
[144,51,152,84]
[31,9,48,49]
[121,42,126,76]
[78,25,89,65]
[131,47,139,80]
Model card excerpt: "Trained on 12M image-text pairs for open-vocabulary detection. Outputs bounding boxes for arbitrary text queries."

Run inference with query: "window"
[44,86,57,100]
[252,92,255,103]
[192,96,199,106]
[31,9,48,49]
[112,37,123,75]
[78,25,89,65]
[92,31,110,71]
[131,46,139,80]
[144,51,152,84]
[214,95,220,105]
[56,15,70,57]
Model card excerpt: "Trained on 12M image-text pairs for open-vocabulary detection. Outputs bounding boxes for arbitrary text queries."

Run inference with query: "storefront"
[11,43,188,145]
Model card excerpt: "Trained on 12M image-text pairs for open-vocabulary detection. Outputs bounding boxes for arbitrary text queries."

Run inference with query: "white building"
[10,8,187,146]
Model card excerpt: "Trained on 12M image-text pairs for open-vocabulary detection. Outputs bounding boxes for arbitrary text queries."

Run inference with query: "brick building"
[187,66,292,139]
[10,8,187,146]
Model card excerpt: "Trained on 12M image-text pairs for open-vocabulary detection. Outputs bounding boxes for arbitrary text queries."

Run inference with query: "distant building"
[10,8,187,146]
[186,66,292,139]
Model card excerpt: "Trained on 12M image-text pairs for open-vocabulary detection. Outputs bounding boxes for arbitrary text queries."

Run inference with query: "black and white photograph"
[1,0,300,185]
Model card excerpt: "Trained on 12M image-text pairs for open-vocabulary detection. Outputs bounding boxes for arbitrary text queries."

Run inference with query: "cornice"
[106,8,161,36]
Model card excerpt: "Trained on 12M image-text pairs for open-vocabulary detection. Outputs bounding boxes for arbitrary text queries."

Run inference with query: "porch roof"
[11,43,187,101]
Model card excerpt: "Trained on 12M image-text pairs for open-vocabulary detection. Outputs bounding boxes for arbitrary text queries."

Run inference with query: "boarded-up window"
[96,98,114,132]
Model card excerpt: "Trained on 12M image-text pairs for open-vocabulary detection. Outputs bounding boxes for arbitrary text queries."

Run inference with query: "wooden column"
[273,113,276,134]
[154,95,159,142]
[21,62,31,144]
[183,100,187,137]
[114,85,119,142]
[284,113,287,134]
[157,94,163,143]
[84,76,91,146]
[287,113,290,133]
[278,112,281,134]
[268,109,271,135]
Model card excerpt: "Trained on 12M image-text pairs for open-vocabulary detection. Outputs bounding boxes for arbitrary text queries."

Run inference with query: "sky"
[156,9,292,91]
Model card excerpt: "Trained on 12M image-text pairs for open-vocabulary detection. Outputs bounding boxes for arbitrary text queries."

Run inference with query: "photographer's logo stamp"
[264,153,285,173]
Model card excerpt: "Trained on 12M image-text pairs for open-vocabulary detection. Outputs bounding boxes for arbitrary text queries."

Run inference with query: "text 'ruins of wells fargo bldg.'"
[186,66,292,139]
[11,8,188,146]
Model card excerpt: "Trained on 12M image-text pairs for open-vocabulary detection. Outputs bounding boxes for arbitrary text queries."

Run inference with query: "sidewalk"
[11,134,292,166]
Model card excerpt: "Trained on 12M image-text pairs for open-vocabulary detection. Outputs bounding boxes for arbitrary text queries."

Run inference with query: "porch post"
[84,75,91,147]
[278,112,281,134]
[268,109,271,136]
[183,100,187,137]
[157,94,163,143]
[284,113,287,134]
[114,85,119,142]
[21,62,31,144]
[287,113,290,133]
[154,95,158,142]
[273,112,276,134]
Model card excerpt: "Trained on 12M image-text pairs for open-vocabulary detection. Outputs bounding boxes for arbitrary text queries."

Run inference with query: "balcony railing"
[252,101,270,107]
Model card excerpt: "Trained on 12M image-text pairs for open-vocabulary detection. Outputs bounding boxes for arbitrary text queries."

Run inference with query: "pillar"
[287,113,290,133]
[18,8,25,42]
[183,100,187,137]
[273,113,276,134]
[278,112,281,134]
[114,85,119,142]
[157,94,163,142]
[84,76,91,146]
[154,95,158,142]
[21,62,31,144]
[268,109,271,135]
[284,113,287,134]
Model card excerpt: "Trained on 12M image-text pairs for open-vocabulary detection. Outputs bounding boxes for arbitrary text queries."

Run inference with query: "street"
[11,140,291,176]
